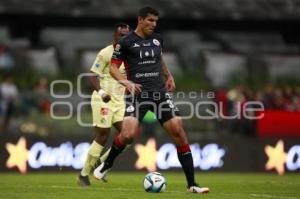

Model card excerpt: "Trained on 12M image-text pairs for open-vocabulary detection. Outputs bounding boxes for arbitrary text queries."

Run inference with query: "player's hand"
[124,81,142,95]
[165,76,176,92]
[101,93,111,103]
[98,89,111,103]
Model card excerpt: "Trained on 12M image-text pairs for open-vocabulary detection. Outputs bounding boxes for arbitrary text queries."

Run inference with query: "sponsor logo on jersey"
[95,55,103,68]
[153,39,160,46]
[100,107,108,116]
[142,43,151,47]
[133,43,140,47]
[126,105,135,113]
[138,60,156,65]
[135,72,159,78]
[115,44,121,51]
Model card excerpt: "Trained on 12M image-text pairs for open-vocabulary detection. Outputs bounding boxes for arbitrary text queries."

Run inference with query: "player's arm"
[89,72,101,91]
[109,61,127,83]
[89,53,111,102]
[110,40,141,94]
[88,73,111,102]
[161,56,176,92]
[110,61,142,94]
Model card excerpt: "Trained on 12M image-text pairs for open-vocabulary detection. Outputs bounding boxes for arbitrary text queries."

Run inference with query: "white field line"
[250,194,299,199]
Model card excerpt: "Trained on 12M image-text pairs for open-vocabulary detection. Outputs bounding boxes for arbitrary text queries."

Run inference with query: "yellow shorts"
[91,92,125,128]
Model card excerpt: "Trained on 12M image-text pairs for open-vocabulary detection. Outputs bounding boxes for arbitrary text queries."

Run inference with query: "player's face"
[115,27,129,42]
[140,14,158,36]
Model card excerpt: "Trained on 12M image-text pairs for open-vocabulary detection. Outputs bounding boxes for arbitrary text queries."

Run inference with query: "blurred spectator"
[262,84,276,109]
[226,85,246,136]
[215,88,229,135]
[283,86,295,111]
[253,91,264,103]
[259,85,300,112]
[0,75,18,132]
[33,77,51,113]
[218,84,300,137]
[215,88,229,117]
[222,84,300,136]
[273,88,285,110]
[242,87,257,137]
[0,45,14,70]
[226,85,245,116]
[294,86,300,111]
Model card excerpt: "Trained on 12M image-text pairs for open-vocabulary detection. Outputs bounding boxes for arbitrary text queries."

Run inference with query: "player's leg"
[99,120,123,163]
[93,116,139,180]
[78,127,110,186]
[80,127,110,176]
[94,95,149,181]
[106,116,139,166]
[113,99,149,146]
[100,95,143,166]
[99,103,125,163]
[78,96,112,186]
[158,94,209,193]
[162,117,209,194]
[162,117,193,183]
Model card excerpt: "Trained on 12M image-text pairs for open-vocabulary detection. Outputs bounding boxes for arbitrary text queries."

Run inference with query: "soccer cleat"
[77,175,91,187]
[187,185,210,194]
[93,162,109,182]
[91,158,102,173]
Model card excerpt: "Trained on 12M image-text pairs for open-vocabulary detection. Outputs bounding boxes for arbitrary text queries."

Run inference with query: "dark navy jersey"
[111,31,166,92]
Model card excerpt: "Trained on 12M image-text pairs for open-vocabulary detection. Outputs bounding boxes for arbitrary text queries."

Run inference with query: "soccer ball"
[143,172,166,193]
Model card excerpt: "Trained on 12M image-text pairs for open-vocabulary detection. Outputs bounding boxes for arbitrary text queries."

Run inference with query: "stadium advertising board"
[257,111,300,137]
[1,136,300,175]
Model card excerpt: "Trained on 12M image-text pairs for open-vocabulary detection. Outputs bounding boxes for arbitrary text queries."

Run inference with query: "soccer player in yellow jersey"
[77,23,130,186]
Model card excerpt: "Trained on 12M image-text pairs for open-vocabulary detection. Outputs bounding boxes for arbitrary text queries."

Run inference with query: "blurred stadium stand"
[0,27,9,44]
[1,0,300,19]
[40,28,113,62]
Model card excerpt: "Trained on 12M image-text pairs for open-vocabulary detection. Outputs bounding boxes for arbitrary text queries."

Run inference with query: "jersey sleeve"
[156,34,164,55]
[159,34,164,49]
[90,50,107,76]
[111,39,126,67]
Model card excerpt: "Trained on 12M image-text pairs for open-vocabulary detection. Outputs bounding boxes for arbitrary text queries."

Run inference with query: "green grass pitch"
[0,172,299,199]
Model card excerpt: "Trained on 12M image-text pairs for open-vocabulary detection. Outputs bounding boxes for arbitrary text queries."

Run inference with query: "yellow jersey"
[90,45,126,104]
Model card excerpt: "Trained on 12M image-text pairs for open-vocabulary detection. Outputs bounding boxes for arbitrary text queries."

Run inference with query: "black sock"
[101,137,125,172]
[177,145,196,187]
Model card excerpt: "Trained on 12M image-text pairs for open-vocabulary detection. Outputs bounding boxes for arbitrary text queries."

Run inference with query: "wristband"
[98,89,106,97]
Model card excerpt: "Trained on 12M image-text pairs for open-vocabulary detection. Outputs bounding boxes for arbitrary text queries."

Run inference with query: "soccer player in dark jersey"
[94,6,209,194]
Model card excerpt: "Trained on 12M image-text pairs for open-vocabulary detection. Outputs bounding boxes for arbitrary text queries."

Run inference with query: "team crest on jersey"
[100,107,108,116]
[95,55,103,68]
[126,105,135,113]
[115,44,121,51]
[153,39,160,46]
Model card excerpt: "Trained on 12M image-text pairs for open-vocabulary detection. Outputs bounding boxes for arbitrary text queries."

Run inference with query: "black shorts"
[124,92,180,125]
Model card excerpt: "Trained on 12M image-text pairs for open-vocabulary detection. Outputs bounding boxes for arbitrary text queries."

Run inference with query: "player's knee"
[121,132,134,144]
[95,129,110,144]
[170,117,183,133]
[174,117,183,125]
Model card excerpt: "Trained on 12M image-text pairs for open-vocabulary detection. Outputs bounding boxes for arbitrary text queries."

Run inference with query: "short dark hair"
[114,22,129,33]
[138,6,159,18]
